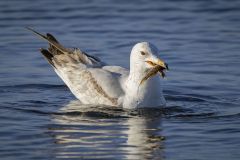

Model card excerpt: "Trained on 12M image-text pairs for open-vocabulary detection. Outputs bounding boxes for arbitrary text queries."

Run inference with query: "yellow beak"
[146,58,169,70]
[140,57,169,85]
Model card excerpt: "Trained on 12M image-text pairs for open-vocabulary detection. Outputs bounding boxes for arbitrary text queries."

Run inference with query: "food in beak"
[139,65,167,86]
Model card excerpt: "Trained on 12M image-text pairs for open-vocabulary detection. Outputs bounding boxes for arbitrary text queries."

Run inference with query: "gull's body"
[28,28,168,109]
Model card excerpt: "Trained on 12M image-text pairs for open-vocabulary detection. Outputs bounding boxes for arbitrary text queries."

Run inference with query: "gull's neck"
[123,66,165,109]
[128,64,147,85]
[127,66,158,93]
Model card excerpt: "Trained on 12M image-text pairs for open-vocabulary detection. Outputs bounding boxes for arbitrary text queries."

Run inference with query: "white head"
[129,42,168,78]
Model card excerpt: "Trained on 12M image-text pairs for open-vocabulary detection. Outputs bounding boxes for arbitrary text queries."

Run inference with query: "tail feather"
[46,33,62,55]
[26,27,68,55]
[40,48,55,67]
[46,33,59,43]
[28,27,103,68]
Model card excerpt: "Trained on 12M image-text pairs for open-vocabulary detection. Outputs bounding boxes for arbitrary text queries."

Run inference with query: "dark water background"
[0,0,240,159]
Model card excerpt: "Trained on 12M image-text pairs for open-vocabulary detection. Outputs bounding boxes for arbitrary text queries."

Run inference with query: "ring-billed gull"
[28,28,169,109]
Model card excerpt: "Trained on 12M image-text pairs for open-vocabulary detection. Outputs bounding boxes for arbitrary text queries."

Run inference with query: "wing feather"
[28,28,124,106]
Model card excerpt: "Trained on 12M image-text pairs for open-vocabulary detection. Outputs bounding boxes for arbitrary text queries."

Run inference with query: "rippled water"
[0,0,240,159]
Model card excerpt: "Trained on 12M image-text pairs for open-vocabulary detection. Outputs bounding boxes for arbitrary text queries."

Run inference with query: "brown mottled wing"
[28,28,124,106]
[27,27,102,67]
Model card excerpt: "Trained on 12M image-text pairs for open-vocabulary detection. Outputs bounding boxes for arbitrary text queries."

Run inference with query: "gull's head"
[130,42,168,79]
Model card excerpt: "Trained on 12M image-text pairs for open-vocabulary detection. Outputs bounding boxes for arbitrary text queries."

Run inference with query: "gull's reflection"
[50,100,164,159]
[124,112,164,160]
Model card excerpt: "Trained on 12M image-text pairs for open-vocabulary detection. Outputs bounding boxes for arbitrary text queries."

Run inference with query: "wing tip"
[46,33,59,43]
[40,48,56,67]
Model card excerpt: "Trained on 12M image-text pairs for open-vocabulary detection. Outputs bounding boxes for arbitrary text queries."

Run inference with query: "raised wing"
[27,27,103,67]
[28,28,126,106]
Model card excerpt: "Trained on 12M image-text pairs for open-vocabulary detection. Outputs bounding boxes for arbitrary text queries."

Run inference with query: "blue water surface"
[0,0,240,159]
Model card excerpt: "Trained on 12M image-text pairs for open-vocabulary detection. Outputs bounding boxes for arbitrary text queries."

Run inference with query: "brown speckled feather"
[27,27,102,67]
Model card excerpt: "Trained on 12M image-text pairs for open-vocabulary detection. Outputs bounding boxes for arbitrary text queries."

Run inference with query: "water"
[0,0,240,159]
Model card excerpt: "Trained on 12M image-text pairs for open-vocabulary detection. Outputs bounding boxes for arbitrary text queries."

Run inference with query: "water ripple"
[0,0,240,159]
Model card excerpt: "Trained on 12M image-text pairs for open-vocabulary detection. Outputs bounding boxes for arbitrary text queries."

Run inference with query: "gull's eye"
[140,51,146,55]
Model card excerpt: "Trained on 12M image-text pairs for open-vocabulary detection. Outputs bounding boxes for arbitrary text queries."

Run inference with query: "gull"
[28,28,169,109]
